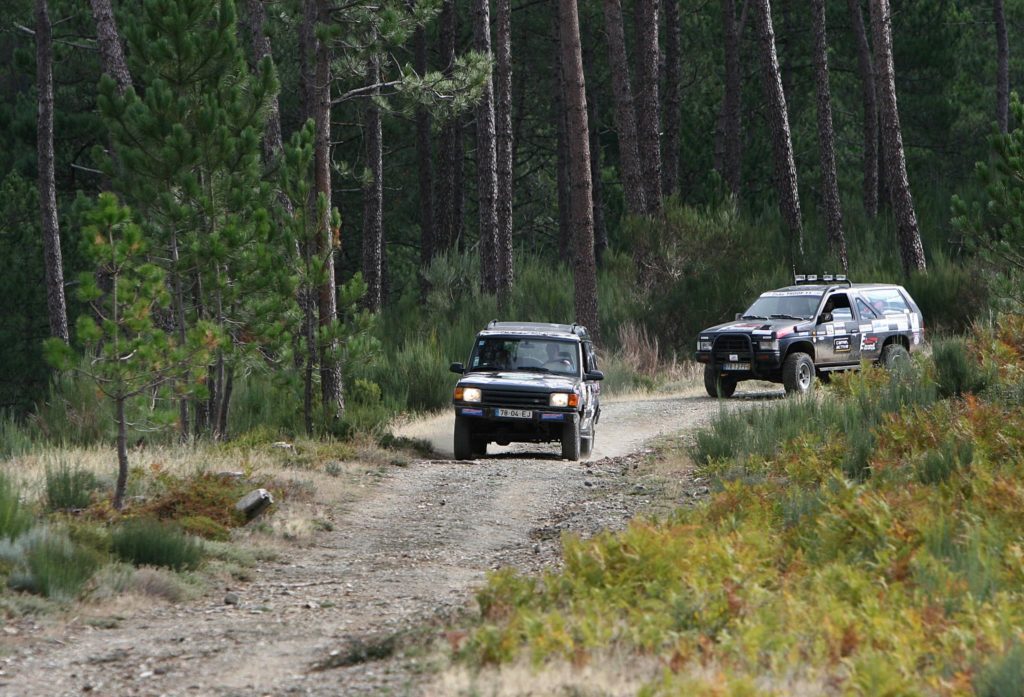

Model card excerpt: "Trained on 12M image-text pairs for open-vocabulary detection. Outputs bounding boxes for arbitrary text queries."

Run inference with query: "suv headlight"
[755,339,780,351]
[549,392,579,407]
[454,387,482,402]
[698,340,712,352]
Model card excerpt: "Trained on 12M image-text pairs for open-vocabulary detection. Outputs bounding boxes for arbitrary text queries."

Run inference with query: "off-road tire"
[580,430,595,457]
[454,416,475,460]
[881,343,910,370]
[561,420,581,461]
[471,437,488,457]
[783,352,815,396]
[703,365,738,398]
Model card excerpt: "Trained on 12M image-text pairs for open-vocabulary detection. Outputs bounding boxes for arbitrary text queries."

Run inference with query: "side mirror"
[734,312,743,321]
[818,312,833,324]
[585,370,605,382]
[449,362,464,374]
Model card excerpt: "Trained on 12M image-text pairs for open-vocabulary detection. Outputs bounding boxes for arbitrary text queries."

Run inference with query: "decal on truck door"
[834,337,851,353]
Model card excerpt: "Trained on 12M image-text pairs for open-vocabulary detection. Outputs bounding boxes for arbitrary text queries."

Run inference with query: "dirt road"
[0,389,778,696]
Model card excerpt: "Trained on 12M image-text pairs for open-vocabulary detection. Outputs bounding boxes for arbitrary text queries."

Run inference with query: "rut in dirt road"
[0,391,776,696]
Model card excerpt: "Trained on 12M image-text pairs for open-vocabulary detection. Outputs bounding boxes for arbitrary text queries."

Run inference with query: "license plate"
[495,408,532,419]
[723,363,749,371]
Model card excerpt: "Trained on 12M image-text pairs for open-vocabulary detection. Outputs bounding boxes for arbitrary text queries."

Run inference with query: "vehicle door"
[853,294,884,358]
[581,341,601,430]
[860,286,919,352]
[816,292,860,365]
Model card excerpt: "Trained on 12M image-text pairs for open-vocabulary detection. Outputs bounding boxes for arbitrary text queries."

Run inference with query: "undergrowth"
[459,314,1024,693]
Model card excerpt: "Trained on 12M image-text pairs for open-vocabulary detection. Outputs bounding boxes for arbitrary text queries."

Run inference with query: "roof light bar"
[794,274,806,283]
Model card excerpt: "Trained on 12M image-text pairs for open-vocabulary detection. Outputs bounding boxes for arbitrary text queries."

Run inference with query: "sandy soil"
[0,387,781,696]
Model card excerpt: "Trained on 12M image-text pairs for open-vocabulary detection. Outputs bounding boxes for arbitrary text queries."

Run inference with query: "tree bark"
[473,0,499,294]
[589,76,608,266]
[847,0,879,217]
[436,0,465,253]
[554,17,572,262]
[413,21,434,299]
[753,0,803,265]
[362,54,384,313]
[89,0,132,95]
[995,0,1009,133]
[114,395,128,510]
[601,0,645,216]
[810,0,848,272]
[494,0,514,308]
[557,0,600,341]
[312,0,344,418]
[634,0,662,213]
[36,0,69,343]
[246,0,285,167]
[661,0,681,198]
[720,0,743,198]
[870,0,926,275]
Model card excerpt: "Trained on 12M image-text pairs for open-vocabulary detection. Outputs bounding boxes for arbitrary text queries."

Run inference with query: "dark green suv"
[449,321,604,460]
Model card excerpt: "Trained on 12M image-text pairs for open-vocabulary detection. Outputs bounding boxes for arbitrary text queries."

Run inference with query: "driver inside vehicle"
[544,342,574,370]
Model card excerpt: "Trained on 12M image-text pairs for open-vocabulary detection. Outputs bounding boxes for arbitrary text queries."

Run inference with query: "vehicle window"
[821,293,853,322]
[856,298,878,319]
[744,291,821,320]
[469,338,578,375]
[862,288,910,316]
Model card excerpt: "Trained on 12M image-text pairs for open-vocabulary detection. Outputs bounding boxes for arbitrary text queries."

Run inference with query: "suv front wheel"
[454,416,486,460]
[783,352,815,396]
[561,420,581,461]
[704,365,738,398]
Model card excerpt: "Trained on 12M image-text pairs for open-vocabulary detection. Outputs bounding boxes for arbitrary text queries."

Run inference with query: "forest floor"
[0,385,782,696]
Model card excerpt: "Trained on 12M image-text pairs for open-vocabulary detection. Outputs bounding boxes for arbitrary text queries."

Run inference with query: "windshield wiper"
[740,314,767,320]
[515,366,551,373]
[769,314,805,320]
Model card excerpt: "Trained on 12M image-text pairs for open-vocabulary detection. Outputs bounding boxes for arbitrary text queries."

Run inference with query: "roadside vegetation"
[453,316,1024,694]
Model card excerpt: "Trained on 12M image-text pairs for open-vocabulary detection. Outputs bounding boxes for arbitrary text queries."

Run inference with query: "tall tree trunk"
[753,0,803,266]
[662,0,681,198]
[847,0,878,217]
[246,0,286,168]
[494,0,514,309]
[870,0,926,275]
[362,54,384,313]
[413,21,434,299]
[113,395,128,510]
[437,0,465,253]
[720,0,743,198]
[36,0,69,343]
[995,0,1010,133]
[601,0,646,216]
[473,0,499,294]
[554,19,572,262]
[634,0,663,213]
[589,76,608,266]
[89,0,132,95]
[557,0,600,340]
[313,0,344,418]
[811,0,848,272]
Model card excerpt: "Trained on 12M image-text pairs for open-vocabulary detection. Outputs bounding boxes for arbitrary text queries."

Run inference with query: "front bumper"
[695,349,784,377]
[453,403,579,443]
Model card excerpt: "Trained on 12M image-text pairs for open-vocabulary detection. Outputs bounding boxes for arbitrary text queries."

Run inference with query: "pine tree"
[602,0,645,216]
[99,0,278,437]
[45,195,218,509]
[847,0,879,218]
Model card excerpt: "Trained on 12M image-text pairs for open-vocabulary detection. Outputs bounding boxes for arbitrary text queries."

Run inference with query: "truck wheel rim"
[799,363,811,389]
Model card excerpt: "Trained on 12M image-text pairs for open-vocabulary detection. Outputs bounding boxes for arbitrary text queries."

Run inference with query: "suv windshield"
[743,292,822,320]
[469,338,579,376]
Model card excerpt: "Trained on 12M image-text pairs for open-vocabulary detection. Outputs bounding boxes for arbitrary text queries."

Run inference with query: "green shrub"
[45,461,101,511]
[976,641,1024,697]
[932,338,993,398]
[8,527,102,600]
[0,410,34,459]
[111,518,203,571]
[0,473,31,541]
[916,439,973,485]
[142,472,249,528]
[178,515,230,541]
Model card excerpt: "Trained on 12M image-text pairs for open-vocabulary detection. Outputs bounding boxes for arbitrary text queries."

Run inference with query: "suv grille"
[482,389,549,408]
[713,334,753,360]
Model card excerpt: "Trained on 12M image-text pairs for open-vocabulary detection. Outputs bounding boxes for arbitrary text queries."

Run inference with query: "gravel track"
[0,389,780,696]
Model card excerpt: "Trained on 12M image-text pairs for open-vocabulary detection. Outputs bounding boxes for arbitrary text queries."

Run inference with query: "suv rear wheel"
[561,420,581,461]
[881,343,910,370]
[783,352,815,395]
[704,365,738,398]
